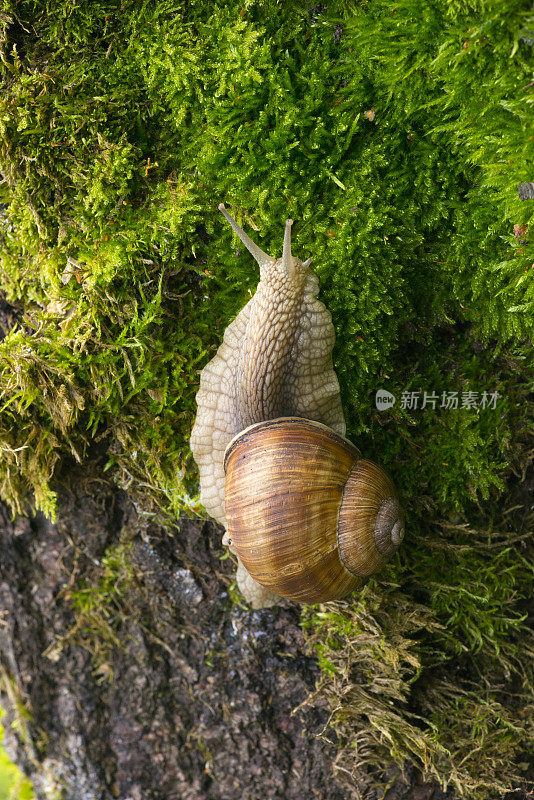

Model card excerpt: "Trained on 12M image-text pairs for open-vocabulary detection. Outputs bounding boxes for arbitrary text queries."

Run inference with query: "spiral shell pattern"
[224,417,403,603]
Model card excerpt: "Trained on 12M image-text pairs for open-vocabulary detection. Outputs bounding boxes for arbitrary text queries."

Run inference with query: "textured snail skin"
[190,205,403,608]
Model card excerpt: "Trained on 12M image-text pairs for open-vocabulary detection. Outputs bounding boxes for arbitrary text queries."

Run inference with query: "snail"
[190,204,404,609]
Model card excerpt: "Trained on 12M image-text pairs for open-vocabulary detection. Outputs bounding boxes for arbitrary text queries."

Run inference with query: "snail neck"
[233,273,305,431]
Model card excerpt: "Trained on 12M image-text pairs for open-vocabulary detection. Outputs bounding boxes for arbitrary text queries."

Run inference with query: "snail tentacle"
[281,218,295,278]
[218,203,273,266]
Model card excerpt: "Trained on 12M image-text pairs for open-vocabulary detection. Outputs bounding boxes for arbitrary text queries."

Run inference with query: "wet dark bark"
[0,471,457,800]
[0,470,355,800]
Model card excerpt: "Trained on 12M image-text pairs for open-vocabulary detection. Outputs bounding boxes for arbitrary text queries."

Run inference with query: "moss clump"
[304,507,534,796]
[0,0,533,795]
[0,711,34,800]
[0,0,532,520]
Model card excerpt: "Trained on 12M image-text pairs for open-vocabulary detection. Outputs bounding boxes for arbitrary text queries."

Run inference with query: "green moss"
[0,679,34,800]
[0,723,34,800]
[304,556,534,796]
[0,0,533,794]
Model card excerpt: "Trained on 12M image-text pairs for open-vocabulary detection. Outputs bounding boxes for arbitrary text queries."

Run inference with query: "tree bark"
[0,468,460,800]
[0,471,360,800]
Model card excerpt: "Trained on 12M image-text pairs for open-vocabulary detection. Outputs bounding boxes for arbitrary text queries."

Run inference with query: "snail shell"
[190,204,404,608]
[224,418,403,604]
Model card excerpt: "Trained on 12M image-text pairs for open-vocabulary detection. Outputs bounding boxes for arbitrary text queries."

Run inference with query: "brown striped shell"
[224,417,404,604]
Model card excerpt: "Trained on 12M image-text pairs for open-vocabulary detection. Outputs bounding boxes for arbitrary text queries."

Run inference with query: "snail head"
[218,203,312,283]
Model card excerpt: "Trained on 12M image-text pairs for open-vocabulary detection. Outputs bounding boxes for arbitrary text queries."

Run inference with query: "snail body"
[190,204,404,608]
